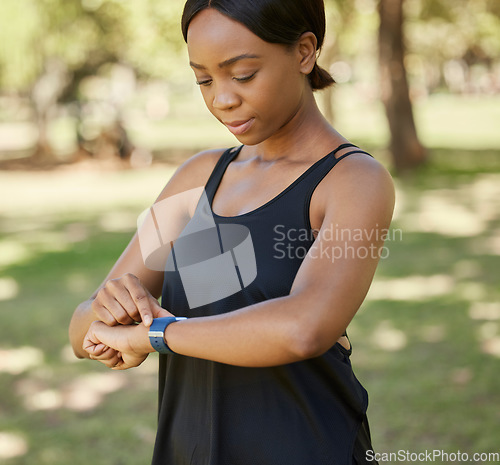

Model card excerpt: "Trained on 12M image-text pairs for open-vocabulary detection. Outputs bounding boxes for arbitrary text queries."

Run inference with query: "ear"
[296,32,318,76]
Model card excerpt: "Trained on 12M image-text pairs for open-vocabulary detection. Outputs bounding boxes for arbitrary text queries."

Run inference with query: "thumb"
[156,308,174,318]
[150,298,175,319]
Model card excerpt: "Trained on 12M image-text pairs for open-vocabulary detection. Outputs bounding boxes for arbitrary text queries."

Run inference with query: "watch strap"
[148,317,187,355]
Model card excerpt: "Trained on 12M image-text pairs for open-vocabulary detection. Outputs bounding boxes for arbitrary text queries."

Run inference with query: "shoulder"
[333,152,394,196]
[155,147,233,201]
[316,152,395,223]
[173,147,231,187]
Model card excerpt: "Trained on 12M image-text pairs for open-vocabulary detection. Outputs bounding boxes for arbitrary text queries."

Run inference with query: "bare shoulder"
[172,147,230,188]
[155,147,231,201]
[317,152,395,222]
[334,153,394,196]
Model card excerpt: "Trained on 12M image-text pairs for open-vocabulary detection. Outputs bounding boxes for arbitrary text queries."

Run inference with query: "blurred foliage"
[0,0,498,168]
[0,0,187,93]
[1,0,498,94]
[405,0,500,92]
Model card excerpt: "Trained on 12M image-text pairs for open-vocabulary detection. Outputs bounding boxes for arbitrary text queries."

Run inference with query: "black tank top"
[153,144,378,465]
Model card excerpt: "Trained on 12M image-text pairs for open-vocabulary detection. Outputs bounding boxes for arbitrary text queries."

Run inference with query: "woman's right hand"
[91,273,172,327]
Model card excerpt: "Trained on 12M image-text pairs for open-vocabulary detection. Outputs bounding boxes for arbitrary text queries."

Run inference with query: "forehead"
[187,9,269,62]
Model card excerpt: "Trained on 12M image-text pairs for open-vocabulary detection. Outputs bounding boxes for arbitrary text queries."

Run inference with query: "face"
[187,8,314,145]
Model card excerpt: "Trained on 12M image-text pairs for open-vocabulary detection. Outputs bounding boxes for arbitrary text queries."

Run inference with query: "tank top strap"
[297,143,374,231]
[204,146,243,202]
[300,143,373,185]
[203,143,373,222]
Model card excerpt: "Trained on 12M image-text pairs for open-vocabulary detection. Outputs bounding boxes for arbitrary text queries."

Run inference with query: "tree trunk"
[31,111,55,164]
[378,0,427,173]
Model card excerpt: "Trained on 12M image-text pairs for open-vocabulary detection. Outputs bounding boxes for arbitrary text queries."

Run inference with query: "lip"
[223,118,255,136]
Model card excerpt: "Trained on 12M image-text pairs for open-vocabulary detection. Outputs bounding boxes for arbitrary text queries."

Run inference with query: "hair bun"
[309,63,335,91]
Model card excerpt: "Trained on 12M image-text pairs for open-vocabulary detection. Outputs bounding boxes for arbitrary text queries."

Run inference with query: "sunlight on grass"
[0,240,33,268]
[403,195,486,237]
[481,337,500,358]
[367,274,455,301]
[469,302,500,321]
[482,230,500,256]
[63,372,126,411]
[16,369,130,412]
[415,95,500,150]
[0,166,176,218]
[16,229,72,253]
[0,276,19,300]
[98,210,140,233]
[394,174,500,237]
[371,320,408,351]
[24,389,63,411]
[0,347,44,374]
[0,432,28,460]
[477,322,500,358]
[455,281,489,302]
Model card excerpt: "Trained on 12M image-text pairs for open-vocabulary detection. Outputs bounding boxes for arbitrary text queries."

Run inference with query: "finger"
[106,279,141,323]
[84,341,109,357]
[109,352,124,369]
[100,353,122,369]
[91,346,117,361]
[123,274,153,327]
[91,293,118,327]
[95,287,134,326]
[111,356,126,370]
[92,288,124,326]
[91,348,121,368]
[154,308,173,319]
[99,286,136,325]
[83,322,110,357]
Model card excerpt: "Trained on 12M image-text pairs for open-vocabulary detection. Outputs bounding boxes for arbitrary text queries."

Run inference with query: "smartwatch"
[148,317,187,355]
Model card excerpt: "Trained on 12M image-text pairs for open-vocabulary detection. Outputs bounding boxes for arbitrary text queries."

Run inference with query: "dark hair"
[181,0,335,91]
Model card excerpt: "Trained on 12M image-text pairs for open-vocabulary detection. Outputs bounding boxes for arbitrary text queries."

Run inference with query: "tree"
[0,0,187,163]
[406,0,500,94]
[378,0,427,172]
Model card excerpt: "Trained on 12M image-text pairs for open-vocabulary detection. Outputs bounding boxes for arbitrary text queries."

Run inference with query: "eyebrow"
[190,54,261,70]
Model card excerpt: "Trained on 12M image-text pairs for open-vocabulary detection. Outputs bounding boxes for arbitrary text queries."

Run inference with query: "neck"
[252,88,341,163]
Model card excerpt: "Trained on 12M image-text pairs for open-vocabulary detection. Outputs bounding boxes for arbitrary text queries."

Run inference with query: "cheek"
[201,91,212,110]
[253,69,303,117]
[199,89,219,118]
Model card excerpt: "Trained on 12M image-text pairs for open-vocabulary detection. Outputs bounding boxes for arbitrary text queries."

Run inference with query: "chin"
[229,127,275,147]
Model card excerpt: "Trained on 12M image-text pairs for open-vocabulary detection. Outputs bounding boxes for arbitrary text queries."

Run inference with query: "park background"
[0,0,499,463]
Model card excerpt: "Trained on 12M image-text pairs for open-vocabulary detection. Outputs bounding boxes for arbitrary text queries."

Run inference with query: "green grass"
[131,89,500,157]
[1,96,500,463]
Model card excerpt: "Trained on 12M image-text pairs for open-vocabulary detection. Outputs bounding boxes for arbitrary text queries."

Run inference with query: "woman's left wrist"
[132,323,156,355]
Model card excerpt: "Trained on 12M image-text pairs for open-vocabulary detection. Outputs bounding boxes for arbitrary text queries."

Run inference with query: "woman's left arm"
[85,155,395,368]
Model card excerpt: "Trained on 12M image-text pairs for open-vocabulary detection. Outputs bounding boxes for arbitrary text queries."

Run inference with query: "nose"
[212,84,241,111]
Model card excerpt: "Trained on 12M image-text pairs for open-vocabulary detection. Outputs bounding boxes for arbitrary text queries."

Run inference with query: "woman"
[69,0,395,464]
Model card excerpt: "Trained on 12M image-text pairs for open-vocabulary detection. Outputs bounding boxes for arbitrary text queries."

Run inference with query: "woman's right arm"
[69,148,226,359]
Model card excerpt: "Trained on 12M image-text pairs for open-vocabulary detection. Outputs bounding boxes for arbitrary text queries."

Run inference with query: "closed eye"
[196,71,258,87]
[196,79,213,87]
[233,71,257,83]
